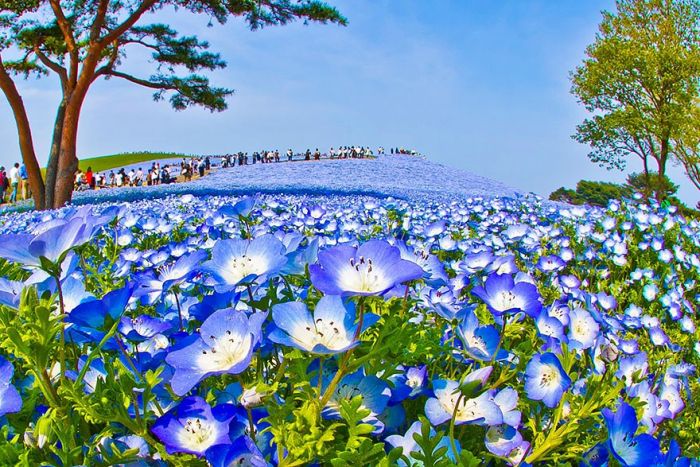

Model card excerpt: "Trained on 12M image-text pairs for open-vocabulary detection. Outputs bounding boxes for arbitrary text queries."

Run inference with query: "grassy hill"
[76,152,195,173]
[40,152,195,176]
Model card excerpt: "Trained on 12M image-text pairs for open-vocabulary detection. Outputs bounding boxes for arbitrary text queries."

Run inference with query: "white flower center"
[440,394,479,422]
[294,318,352,352]
[407,375,422,389]
[337,256,392,293]
[177,417,218,453]
[197,332,252,372]
[493,291,521,311]
[228,254,268,284]
[538,365,561,389]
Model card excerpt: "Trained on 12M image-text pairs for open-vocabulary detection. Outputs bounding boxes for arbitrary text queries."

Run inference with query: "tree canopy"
[570,0,700,200]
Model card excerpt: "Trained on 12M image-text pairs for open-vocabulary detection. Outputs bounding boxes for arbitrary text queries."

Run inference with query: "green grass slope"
[76,152,195,173]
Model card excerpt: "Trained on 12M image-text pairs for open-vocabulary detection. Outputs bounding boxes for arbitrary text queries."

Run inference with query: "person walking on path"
[8,163,20,203]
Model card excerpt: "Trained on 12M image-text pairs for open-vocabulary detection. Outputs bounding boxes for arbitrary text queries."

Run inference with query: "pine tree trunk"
[53,104,80,208]
[45,100,67,210]
[51,50,103,209]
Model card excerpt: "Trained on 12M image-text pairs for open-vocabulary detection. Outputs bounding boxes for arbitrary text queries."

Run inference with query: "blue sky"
[1,0,697,204]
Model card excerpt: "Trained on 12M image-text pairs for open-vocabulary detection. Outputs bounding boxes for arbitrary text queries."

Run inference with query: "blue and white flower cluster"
[0,189,697,466]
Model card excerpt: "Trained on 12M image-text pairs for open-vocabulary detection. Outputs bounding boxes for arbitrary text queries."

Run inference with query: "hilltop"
[73,155,532,205]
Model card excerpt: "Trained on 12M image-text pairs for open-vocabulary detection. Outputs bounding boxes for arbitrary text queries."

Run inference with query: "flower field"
[0,162,698,465]
[71,155,524,206]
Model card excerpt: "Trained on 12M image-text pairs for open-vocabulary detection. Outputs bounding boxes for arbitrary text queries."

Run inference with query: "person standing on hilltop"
[8,163,20,203]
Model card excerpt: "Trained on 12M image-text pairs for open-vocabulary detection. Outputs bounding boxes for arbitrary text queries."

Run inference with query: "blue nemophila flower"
[166,308,265,395]
[203,235,287,288]
[215,197,256,219]
[268,296,378,354]
[394,240,448,285]
[119,315,173,342]
[66,285,133,344]
[188,290,240,322]
[491,387,521,427]
[484,424,524,458]
[424,376,503,427]
[568,308,600,350]
[151,396,242,456]
[471,273,542,318]
[616,352,649,387]
[537,254,566,273]
[656,439,692,467]
[420,286,462,320]
[581,443,609,467]
[0,278,24,309]
[524,352,571,408]
[206,436,267,467]
[602,402,661,467]
[456,310,505,361]
[536,311,565,342]
[321,370,391,434]
[459,250,495,273]
[309,240,423,296]
[134,250,207,303]
[61,275,94,312]
[388,365,429,403]
[0,357,22,416]
[0,217,92,269]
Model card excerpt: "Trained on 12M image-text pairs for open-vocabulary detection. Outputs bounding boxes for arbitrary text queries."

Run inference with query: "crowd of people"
[74,157,214,191]
[216,146,419,166]
[0,163,29,204]
[219,145,378,167]
[0,146,422,204]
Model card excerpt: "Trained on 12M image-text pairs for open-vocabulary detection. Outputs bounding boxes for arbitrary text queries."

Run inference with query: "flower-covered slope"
[73,155,526,205]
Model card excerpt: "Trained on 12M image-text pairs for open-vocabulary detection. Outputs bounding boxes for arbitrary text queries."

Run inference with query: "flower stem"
[246,284,257,312]
[317,356,324,395]
[448,392,464,460]
[115,335,141,380]
[319,298,365,407]
[173,290,183,331]
[490,316,508,364]
[399,284,410,320]
[55,276,67,382]
[76,319,122,384]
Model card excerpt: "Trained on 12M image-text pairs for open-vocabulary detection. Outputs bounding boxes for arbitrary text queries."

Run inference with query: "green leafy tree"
[0,0,345,209]
[570,0,700,201]
[626,171,679,198]
[549,186,582,204]
[549,180,632,207]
